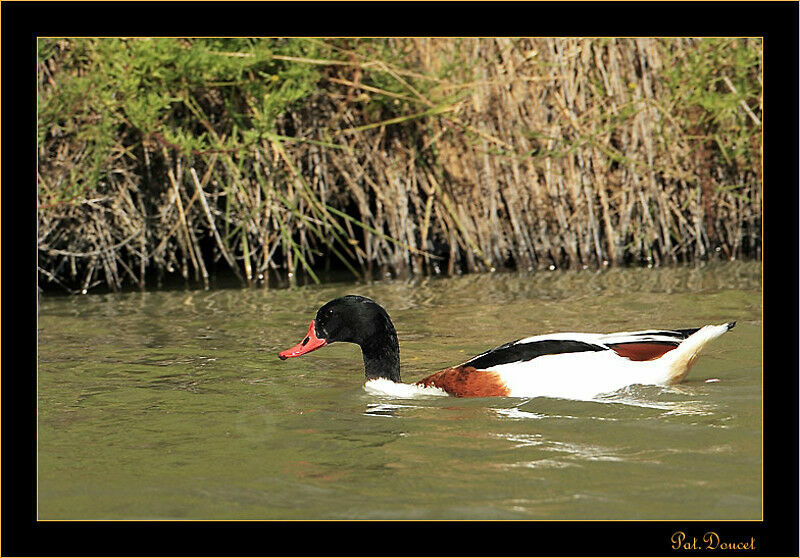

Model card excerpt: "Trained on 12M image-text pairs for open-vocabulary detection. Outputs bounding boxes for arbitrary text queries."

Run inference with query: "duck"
[278,295,735,399]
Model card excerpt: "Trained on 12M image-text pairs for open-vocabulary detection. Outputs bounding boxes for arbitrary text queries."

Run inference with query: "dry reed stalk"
[191,166,244,284]
[37,38,761,293]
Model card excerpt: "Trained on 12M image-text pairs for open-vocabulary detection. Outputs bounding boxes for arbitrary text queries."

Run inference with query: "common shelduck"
[278,295,735,399]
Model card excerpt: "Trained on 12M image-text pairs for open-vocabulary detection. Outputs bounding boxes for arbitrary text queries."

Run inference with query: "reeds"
[37,38,762,293]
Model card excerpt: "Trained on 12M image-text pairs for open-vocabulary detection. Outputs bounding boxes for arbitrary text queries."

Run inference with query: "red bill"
[278,320,327,360]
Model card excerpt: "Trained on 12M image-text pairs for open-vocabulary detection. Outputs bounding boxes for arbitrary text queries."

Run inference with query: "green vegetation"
[37,38,762,293]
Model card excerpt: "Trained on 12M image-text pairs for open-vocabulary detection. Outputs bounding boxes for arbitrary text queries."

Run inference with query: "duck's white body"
[409,323,734,399]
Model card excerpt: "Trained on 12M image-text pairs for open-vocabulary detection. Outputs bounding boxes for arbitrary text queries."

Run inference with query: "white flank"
[363,378,449,398]
[490,323,732,399]
[491,351,664,400]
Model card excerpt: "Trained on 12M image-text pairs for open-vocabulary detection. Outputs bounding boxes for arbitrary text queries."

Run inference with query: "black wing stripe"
[600,327,700,344]
[647,328,700,339]
[464,339,607,369]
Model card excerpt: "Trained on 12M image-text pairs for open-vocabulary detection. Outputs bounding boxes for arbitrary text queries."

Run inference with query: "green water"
[37,261,762,520]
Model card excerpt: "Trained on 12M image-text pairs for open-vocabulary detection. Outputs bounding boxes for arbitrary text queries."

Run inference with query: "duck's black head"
[278,295,401,382]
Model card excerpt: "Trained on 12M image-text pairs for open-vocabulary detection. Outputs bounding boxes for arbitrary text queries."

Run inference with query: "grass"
[37,38,762,293]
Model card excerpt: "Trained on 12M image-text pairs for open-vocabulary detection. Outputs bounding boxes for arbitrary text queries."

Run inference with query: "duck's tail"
[658,322,736,384]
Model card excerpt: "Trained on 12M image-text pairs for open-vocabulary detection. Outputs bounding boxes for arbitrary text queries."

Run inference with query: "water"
[37,261,762,520]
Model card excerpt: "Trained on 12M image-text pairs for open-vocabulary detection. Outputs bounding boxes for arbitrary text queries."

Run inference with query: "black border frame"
[8,1,797,556]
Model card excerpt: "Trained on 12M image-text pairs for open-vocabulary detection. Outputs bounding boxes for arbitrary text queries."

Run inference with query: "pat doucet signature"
[671,531,756,551]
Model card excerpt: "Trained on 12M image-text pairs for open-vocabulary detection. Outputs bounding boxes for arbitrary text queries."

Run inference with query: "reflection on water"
[38,261,761,520]
[363,403,413,417]
[595,386,717,416]
[493,406,550,420]
[365,383,719,421]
